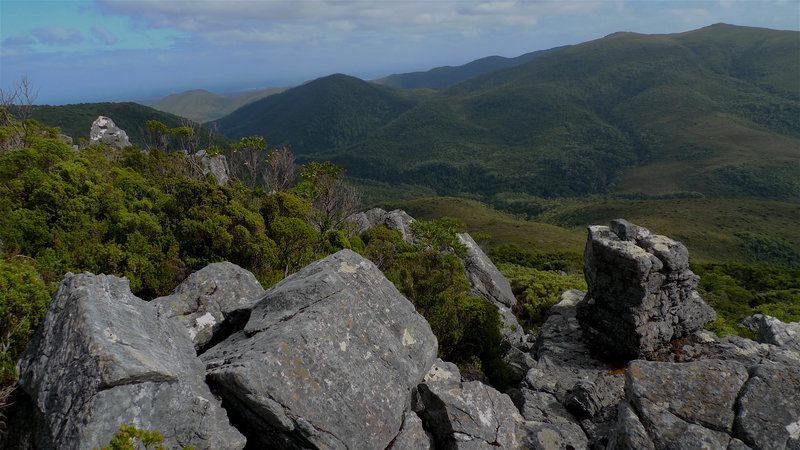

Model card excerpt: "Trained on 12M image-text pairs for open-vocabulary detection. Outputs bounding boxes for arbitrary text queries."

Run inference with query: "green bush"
[0,255,52,384]
[497,262,587,332]
[694,262,800,337]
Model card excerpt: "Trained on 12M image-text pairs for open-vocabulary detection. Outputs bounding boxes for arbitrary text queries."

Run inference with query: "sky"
[1,0,798,104]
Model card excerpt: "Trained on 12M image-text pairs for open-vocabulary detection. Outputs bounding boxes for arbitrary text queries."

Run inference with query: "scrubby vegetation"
[695,263,800,338]
[0,111,512,390]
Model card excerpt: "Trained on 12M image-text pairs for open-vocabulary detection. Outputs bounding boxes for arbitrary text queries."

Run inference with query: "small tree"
[299,161,362,237]
[265,145,297,192]
[231,136,267,188]
[0,76,39,149]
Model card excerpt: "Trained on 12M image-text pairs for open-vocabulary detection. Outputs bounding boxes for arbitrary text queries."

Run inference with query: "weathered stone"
[626,359,749,433]
[565,379,604,419]
[458,233,516,308]
[194,149,229,185]
[517,389,577,426]
[89,116,130,148]
[577,220,716,360]
[416,379,524,449]
[202,250,437,449]
[521,420,589,450]
[346,207,417,243]
[734,362,800,450]
[634,396,732,449]
[15,273,245,450]
[151,262,264,351]
[727,438,754,450]
[388,411,433,450]
[523,290,624,448]
[754,315,800,352]
[607,401,654,450]
[423,358,462,383]
[504,346,536,382]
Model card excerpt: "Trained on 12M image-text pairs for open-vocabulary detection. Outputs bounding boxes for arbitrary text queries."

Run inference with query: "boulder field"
[2,218,797,449]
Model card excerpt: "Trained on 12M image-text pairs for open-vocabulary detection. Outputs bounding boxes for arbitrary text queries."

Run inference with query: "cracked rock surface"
[202,250,437,449]
[9,273,245,450]
[151,261,265,351]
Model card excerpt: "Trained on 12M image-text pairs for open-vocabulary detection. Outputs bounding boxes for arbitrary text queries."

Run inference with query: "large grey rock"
[202,250,437,449]
[194,149,230,185]
[151,261,264,351]
[626,359,749,433]
[753,314,800,352]
[458,233,516,308]
[89,116,130,148]
[388,411,433,450]
[416,379,525,449]
[734,362,800,450]
[14,273,245,450]
[521,421,589,450]
[577,219,716,361]
[607,402,654,450]
[633,396,732,449]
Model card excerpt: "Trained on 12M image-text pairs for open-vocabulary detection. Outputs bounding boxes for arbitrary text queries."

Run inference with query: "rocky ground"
[1,216,797,449]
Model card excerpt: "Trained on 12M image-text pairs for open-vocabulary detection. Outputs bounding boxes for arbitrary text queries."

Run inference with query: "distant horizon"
[2,0,798,105]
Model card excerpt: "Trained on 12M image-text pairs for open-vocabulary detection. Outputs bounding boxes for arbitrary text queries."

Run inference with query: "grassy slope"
[397,196,800,267]
[399,197,585,253]
[148,87,287,123]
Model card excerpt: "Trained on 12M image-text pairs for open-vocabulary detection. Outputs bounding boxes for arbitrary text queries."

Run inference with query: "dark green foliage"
[694,262,800,337]
[96,423,194,450]
[489,244,583,273]
[357,223,509,386]
[0,256,51,384]
[30,102,225,149]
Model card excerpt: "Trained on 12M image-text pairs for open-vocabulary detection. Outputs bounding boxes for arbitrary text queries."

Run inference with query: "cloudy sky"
[2,0,798,104]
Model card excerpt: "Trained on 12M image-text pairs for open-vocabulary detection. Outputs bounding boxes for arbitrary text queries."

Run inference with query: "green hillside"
[148,87,287,123]
[215,24,799,200]
[30,102,222,147]
[374,47,565,90]
[214,74,420,152]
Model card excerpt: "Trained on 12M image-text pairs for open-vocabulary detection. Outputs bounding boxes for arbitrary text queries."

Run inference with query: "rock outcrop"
[194,149,230,185]
[9,273,245,450]
[202,250,438,449]
[346,207,417,243]
[89,116,130,148]
[5,218,797,450]
[151,261,264,351]
[577,219,716,360]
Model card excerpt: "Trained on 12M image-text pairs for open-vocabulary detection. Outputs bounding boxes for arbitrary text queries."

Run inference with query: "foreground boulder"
[89,116,130,148]
[8,273,245,449]
[577,219,716,360]
[151,261,264,351]
[202,250,437,449]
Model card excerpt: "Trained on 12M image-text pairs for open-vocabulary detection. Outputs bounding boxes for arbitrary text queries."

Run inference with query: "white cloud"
[31,27,83,45]
[91,24,118,45]
[94,0,601,44]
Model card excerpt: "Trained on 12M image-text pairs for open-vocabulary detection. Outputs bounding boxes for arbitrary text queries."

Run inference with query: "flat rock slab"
[735,362,800,450]
[16,273,245,450]
[203,250,437,449]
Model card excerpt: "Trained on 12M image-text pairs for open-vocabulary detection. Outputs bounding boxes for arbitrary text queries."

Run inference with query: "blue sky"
[2,0,798,104]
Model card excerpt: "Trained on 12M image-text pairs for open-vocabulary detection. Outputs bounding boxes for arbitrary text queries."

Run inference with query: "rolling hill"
[213,74,420,151]
[373,47,566,90]
[214,24,800,200]
[147,87,287,123]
